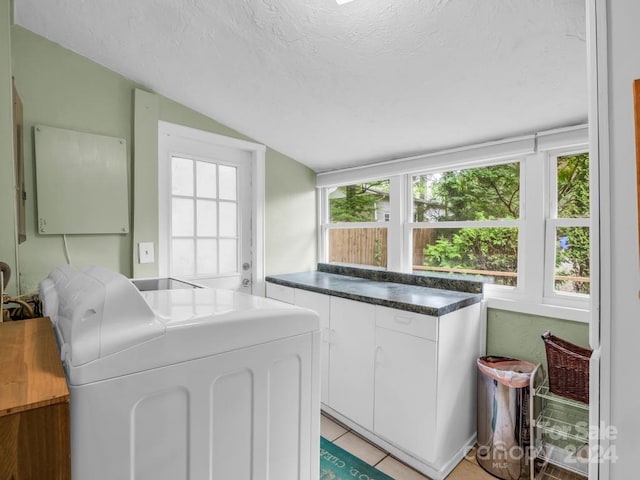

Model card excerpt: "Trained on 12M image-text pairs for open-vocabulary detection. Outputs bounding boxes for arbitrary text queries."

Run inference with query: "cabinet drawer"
[375,305,437,341]
[265,283,295,304]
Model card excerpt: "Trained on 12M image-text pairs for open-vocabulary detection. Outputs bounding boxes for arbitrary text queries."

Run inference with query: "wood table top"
[0,317,69,417]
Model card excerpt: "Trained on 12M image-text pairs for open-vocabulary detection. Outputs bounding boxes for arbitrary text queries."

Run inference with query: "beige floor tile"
[445,459,495,480]
[465,445,479,465]
[320,414,348,441]
[375,456,430,480]
[333,431,388,466]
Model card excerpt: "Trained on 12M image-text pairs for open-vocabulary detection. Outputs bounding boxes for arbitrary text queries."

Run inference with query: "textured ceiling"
[13,0,587,172]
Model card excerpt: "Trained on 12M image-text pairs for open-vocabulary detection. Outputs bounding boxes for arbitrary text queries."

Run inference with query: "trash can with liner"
[476,355,536,480]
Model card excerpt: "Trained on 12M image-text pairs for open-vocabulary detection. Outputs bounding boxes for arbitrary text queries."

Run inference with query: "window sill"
[485,297,591,323]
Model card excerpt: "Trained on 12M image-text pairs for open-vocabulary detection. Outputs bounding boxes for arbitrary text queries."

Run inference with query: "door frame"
[158,121,267,296]
[587,0,610,478]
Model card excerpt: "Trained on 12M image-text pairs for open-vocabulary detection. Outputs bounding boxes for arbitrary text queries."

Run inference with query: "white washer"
[39,265,320,480]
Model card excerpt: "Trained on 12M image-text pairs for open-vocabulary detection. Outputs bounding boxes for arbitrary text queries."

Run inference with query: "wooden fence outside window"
[328,228,589,289]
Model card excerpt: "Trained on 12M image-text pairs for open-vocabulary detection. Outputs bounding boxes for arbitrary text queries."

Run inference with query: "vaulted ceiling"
[14,0,587,172]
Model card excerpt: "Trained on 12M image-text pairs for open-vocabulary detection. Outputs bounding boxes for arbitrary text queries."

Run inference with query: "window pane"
[196,161,217,199]
[412,163,520,222]
[219,239,237,273]
[219,202,237,236]
[172,198,194,236]
[555,226,590,294]
[329,180,390,223]
[196,200,217,236]
[196,239,217,275]
[412,227,518,286]
[218,165,237,200]
[171,239,194,276]
[328,228,387,268]
[171,157,193,196]
[557,153,589,218]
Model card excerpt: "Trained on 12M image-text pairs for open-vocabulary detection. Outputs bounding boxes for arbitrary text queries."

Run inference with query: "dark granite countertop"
[265,264,484,317]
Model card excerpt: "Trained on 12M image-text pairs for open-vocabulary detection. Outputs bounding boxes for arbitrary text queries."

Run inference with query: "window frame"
[543,147,591,309]
[317,126,592,322]
[406,158,523,293]
[319,178,392,270]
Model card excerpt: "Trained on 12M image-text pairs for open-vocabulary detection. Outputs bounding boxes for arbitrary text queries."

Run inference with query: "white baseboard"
[321,405,476,480]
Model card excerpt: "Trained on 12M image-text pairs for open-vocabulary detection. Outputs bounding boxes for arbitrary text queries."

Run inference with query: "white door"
[328,297,375,430]
[159,126,253,293]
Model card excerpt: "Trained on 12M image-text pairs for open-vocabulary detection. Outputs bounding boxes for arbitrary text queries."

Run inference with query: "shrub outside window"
[548,152,590,298]
[411,162,521,286]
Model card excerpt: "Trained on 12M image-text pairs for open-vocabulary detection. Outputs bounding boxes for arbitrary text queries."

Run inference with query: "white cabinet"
[374,307,438,463]
[294,290,331,404]
[264,285,333,406]
[265,283,295,304]
[328,297,376,430]
[266,282,481,479]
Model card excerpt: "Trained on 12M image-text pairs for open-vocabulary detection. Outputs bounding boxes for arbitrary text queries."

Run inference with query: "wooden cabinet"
[328,297,376,430]
[0,318,70,480]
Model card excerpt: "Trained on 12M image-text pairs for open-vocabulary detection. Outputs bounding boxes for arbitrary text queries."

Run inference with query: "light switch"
[138,242,155,264]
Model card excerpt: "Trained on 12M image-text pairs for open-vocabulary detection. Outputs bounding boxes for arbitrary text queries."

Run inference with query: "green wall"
[0,0,18,295]
[265,148,317,275]
[11,26,136,292]
[486,308,590,368]
[7,25,317,293]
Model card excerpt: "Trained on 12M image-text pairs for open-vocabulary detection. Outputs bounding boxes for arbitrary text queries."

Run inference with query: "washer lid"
[139,286,319,344]
[67,286,319,386]
[40,267,320,385]
[39,265,165,367]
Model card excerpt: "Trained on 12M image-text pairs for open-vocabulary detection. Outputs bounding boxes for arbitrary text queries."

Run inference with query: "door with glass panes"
[159,131,252,293]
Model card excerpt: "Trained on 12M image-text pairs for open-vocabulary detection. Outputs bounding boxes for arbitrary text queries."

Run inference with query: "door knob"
[242,278,251,287]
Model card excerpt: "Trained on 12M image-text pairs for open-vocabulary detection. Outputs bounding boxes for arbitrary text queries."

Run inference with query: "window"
[322,180,390,268]
[317,126,593,317]
[169,156,238,277]
[410,162,521,286]
[545,151,590,301]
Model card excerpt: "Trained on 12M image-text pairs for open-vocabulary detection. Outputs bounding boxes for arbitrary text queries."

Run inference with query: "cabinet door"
[294,289,331,404]
[329,297,375,430]
[374,327,437,463]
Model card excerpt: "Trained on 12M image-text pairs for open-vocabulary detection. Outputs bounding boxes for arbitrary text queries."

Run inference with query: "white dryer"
[39,265,320,480]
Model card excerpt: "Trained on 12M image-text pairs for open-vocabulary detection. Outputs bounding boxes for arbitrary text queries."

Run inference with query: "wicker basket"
[541,331,592,404]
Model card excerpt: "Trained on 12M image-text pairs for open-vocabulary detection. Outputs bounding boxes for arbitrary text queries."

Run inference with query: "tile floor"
[320,413,495,480]
[321,413,585,480]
